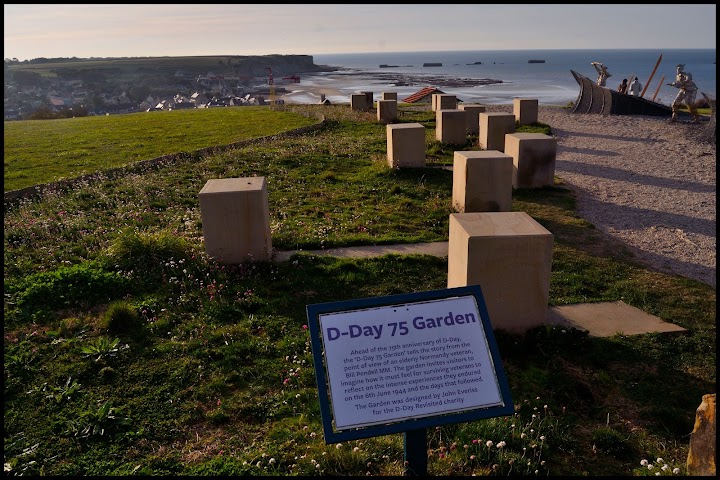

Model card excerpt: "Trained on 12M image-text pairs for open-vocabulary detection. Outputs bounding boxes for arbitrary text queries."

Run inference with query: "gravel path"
[490,105,716,289]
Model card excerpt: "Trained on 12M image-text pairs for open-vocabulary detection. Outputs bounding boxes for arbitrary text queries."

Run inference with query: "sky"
[4,4,717,61]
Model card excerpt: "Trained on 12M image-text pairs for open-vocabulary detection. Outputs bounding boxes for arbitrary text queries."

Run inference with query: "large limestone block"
[479,112,516,151]
[377,99,398,123]
[382,92,398,101]
[513,98,539,125]
[447,212,553,333]
[387,123,426,168]
[504,133,557,188]
[437,94,457,110]
[458,104,486,134]
[351,94,367,111]
[436,109,467,145]
[199,177,272,263]
[687,393,716,476]
[452,150,513,213]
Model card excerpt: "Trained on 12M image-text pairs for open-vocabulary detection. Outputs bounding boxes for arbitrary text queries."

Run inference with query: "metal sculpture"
[591,62,612,87]
[668,64,699,123]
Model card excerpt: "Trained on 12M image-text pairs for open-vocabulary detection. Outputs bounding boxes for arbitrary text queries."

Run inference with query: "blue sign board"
[307,285,514,443]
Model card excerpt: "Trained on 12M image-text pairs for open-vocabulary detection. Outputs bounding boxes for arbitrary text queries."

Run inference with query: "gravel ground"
[487,105,716,289]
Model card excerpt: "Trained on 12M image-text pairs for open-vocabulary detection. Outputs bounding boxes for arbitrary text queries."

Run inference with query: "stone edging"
[4,112,327,204]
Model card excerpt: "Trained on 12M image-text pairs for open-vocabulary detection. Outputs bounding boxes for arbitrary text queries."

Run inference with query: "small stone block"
[351,94,367,111]
[447,212,553,333]
[362,91,374,108]
[199,177,272,263]
[387,123,426,168]
[437,94,457,110]
[452,150,513,212]
[381,92,398,101]
[513,98,539,125]
[436,109,467,144]
[431,93,441,111]
[458,104,486,134]
[504,133,557,188]
[377,99,398,123]
[479,112,516,151]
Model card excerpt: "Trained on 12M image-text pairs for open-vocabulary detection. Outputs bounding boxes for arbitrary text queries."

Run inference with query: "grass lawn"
[3,107,318,192]
[3,104,715,476]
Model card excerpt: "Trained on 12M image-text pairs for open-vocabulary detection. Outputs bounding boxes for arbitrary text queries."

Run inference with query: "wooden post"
[651,75,665,102]
[640,54,662,98]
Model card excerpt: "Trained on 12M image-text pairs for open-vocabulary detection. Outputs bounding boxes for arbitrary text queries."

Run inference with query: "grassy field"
[3,105,715,476]
[3,107,318,192]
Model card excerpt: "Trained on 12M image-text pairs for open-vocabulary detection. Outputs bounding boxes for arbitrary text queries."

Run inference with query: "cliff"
[11,54,337,79]
[230,54,334,76]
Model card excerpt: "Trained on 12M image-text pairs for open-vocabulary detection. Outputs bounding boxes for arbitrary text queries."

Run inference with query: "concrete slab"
[547,301,687,337]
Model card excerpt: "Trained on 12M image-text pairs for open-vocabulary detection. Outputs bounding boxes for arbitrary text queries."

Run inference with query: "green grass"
[3,104,715,476]
[3,107,318,192]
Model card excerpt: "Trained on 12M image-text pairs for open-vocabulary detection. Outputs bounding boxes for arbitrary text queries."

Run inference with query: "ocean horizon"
[290,49,716,106]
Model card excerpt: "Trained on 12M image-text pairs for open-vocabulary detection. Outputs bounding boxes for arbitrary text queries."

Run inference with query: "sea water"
[306,49,716,106]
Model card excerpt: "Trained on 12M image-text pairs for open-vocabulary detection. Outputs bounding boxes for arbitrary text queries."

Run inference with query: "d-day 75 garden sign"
[307,285,513,443]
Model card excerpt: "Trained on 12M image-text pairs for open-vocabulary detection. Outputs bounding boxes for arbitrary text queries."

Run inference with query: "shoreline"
[282,71,580,106]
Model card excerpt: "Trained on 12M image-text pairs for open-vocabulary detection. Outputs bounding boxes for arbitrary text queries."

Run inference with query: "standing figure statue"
[591,61,612,87]
[628,77,642,96]
[667,64,700,123]
[617,78,628,94]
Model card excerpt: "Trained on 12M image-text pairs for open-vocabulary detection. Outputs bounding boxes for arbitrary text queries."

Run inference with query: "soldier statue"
[591,62,612,87]
[667,64,700,123]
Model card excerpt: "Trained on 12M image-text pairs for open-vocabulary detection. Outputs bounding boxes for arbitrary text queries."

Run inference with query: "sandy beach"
[280,74,358,105]
[279,71,503,105]
[280,70,511,105]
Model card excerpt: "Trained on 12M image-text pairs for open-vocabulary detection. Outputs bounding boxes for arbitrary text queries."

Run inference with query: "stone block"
[687,393,716,476]
[377,99,398,123]
[199,177,272,263]
[458,104,486,134]
[382,92,398,101]
[447,212,553,333]
[513,97,539,125]
[504,133,557,188]
[351,94,367,111]
[436,109,467,145]
[386,123,426,168]
[479,112,516,151]
[437,94,457,110]
[362,91,374,108]
[431,93,441,111]
[452,150,513,212]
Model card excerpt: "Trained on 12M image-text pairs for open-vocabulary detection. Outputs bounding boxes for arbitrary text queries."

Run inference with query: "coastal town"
[3,55,333,120]
[4,67,296,120]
